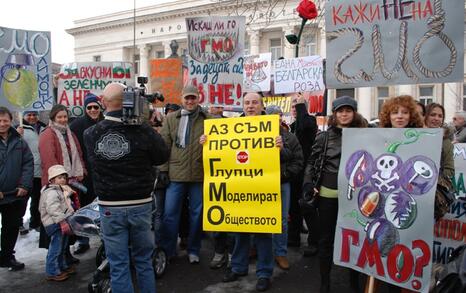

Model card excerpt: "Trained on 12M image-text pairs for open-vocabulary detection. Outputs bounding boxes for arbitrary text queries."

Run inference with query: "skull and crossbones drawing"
[371,155,399,191]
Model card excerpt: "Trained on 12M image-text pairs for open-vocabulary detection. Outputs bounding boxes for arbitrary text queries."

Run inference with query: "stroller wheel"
[153,248,167,278]
[96,244,106,267]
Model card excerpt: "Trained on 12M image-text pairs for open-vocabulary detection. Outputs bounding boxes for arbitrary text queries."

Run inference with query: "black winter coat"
[70,113,104,160]
[83,112,169,204]
[303,126,342,190]
[280,128,304,183]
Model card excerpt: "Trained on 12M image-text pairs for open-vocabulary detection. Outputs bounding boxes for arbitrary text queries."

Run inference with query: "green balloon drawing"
[3,68,38,108]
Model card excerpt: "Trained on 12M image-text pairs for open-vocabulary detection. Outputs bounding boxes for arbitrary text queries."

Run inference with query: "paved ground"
[0,231,381,293]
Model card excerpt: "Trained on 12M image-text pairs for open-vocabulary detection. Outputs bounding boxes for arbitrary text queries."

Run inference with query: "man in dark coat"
[0,107,33,271]
[69,93,104,254]
[288,94,319,256]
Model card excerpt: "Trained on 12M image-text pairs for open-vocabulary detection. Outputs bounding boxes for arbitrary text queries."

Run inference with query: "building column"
[249,30,261,56]
[357,87,372,120]
[283,26,295,59]
[444,82,461,123]
[397,84,413,96]
[139,44,150,78]
[319,27,326,58]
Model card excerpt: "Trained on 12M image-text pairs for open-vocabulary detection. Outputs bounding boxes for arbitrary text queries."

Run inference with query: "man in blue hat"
[69,92,104,254]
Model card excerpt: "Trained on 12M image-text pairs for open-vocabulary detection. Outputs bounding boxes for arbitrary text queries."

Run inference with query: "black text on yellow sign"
[203,115,282,233]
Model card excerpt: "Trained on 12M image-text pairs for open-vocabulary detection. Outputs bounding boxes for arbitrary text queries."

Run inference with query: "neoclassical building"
[67,0,466,121]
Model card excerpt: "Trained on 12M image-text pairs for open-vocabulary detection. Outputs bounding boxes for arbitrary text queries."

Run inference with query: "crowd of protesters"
[0,80,460,293]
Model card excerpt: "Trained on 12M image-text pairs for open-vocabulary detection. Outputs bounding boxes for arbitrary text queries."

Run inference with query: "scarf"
[176,108,199,148]
[50,122,84,179]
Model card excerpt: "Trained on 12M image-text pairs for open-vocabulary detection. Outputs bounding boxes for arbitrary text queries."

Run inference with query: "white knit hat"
[48,165,68,181]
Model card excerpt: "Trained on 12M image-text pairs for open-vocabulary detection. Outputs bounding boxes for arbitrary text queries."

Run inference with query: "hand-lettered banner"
[325,0,464,89]
[244,53,271,93]
[273,55,324,94]
[0,26,53,111]
[433,143,466,265]
[304,90,326,115]
[150,58,183,106]
[203,115,281,233]
[57,62,133,116]
[334,128,442,292]
[186,16,245,107]
[263,96,292,114]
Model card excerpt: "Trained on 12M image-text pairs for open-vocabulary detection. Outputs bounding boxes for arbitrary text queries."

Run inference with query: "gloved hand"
[71,191,81,210]
[302,183,314,200]
[59,220,73,235]
[158,171,170,188]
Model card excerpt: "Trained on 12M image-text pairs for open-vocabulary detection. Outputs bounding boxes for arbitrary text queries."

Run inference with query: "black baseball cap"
[332,96,357,112]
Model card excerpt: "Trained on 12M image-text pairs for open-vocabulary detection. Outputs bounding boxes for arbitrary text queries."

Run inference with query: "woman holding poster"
[377,96,447,292]
[302,96,366,293]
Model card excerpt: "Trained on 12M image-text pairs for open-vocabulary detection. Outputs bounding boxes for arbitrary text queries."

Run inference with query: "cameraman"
[84,83,169,293]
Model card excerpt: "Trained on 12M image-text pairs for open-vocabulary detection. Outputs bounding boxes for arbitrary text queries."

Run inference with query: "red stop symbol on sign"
[237,151,249,164]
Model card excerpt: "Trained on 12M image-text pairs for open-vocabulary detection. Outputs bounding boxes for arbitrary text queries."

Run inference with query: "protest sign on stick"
[186,16,245,107]
[150,58,183,106]
[273,55,324,95]
[0,26,53,111]
[244,53,271,93]
[203,115,281,233]
[334,128,442,292]
[57,62,133,116]
[433,143,466,265]
[325,0,464,89]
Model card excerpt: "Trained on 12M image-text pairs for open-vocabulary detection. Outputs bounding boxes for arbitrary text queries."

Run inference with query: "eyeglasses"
[86,105,100,110]
[25,113,37,116]
[184,96,198,101]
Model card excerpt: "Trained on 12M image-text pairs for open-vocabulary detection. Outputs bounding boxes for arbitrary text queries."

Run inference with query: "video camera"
[122,76,164,125]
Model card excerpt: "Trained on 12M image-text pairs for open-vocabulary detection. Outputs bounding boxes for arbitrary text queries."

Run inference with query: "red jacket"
[38,127,86,186]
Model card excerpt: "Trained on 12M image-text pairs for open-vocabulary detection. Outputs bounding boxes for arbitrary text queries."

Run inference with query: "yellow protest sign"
[203,115,281,233]
[263,96,291,114]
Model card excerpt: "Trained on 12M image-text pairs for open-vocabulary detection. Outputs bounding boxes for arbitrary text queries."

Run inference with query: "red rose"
[297,0,318,20]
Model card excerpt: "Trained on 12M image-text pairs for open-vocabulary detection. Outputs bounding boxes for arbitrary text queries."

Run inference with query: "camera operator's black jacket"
[83,110,169,206]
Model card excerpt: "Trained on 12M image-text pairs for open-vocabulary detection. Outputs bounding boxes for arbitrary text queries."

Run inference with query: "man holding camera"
[84,83,169,293]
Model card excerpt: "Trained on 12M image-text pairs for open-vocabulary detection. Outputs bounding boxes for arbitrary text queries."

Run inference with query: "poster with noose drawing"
[333,128,442,292]
[324,0,464,89]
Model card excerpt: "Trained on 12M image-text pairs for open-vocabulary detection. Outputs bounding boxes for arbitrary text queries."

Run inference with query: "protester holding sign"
[288,93,318,254]
[376,96,431,292]
[302,96,366,293]
[264,105,303,270]
[215,92,290,291]
[159,85,211,264]
[424,103,456,291]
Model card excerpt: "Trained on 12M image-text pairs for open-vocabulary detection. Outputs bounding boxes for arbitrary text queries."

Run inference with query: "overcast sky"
[2,0,176,64]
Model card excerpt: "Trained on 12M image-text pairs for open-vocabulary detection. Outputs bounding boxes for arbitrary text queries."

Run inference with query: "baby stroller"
[68,193,167,293]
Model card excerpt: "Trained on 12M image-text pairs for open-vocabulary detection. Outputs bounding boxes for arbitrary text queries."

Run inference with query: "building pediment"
[66,0,283,36]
